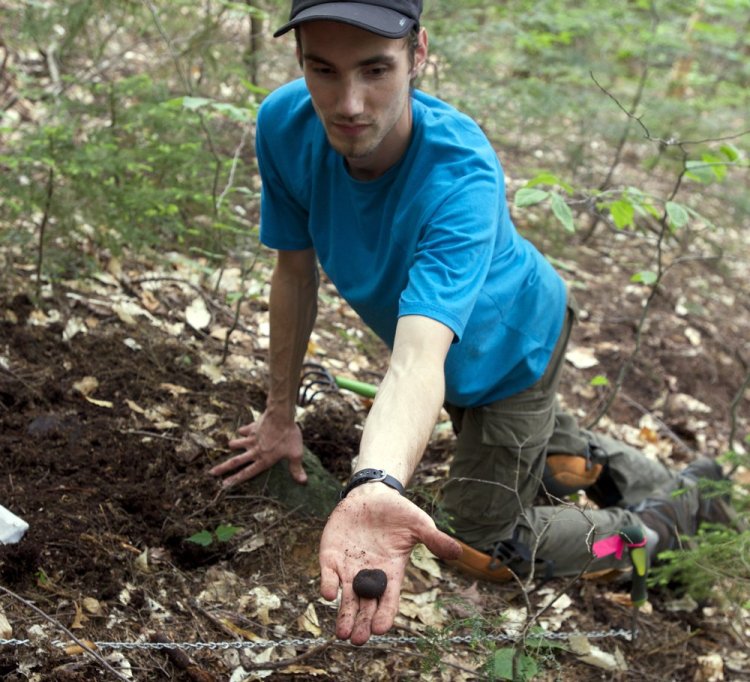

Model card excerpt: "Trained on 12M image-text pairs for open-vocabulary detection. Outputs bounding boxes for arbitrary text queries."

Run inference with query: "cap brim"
[274,2,416,38]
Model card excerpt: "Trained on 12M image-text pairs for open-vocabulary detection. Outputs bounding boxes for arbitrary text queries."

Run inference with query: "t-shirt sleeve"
[398,162,502,341]
[256,100,313,251]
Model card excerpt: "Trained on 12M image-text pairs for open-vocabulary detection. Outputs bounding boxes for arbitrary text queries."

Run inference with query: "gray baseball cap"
[274,0,422,39]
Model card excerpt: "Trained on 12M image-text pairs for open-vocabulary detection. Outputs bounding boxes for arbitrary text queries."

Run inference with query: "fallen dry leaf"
[83,597,102,615]
[281,665,328,676]
[241,586,281,625]
[64,640,98,656]
[126,399,146,415]
[219,618,264,642]
[565,346,599,369]
[199,362,226,384]
[185,297,211,330]
[410,543,443,580]
[639,426,659,444]
[139,289,160,312]
[84,396,114,409]
[191,413,219,431]
[0,610,12,639]
[70,602,87,630]
[63,317,87,341]
[603,591,653,613]
[399,589,446,627]
[160,382,190,396]
[447,581,483,619]
[695,653,724,682]
[684,326,702,347]
[198,567,243,604]
[297,602,322,636]
[111,301,154,326]
[123,338,142,351]
[73,376,99,396]
[672,393,712,414]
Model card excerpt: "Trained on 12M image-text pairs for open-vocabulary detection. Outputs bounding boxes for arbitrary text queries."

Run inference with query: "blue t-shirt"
[256,78,566,407]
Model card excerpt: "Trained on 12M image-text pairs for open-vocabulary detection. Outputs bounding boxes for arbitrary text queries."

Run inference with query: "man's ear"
[413,27,429,76]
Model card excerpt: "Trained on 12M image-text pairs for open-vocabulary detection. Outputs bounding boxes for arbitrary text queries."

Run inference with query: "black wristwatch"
[340,468,405,501]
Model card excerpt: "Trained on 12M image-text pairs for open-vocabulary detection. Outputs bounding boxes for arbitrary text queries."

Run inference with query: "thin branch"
[583,82,701,429]
[0,584,130,682]
[142,0,224,215]
[590,72,750,147]
[239,638,336,674]
[216,122,252,213]
[728,368,750,464]
[618,392,697,456]
[356,642,485,679]
[34,167,54,300]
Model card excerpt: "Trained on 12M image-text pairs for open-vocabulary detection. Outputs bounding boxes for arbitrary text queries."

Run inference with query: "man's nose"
[337,77,364,118]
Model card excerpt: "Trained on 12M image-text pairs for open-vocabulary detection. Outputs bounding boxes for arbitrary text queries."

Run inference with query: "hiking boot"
[633,457,733,556]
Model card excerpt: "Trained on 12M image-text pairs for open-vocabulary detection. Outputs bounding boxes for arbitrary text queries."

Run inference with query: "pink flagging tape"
[593,533,647,560]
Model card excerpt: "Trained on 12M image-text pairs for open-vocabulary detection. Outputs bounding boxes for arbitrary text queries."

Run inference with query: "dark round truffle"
[352,568,388,599]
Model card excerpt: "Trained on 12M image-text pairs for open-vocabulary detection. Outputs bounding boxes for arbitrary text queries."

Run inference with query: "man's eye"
[367,67,388,77]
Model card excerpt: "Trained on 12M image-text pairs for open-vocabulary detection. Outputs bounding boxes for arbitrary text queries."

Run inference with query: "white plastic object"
[0,505,29,544]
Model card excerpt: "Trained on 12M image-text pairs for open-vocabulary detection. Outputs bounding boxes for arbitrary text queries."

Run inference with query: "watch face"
[355,469,383,481]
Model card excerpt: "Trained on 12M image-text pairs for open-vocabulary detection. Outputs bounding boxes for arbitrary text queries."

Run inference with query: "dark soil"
[0,232,748,681]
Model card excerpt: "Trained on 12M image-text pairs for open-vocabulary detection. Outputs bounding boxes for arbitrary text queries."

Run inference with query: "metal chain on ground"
[0,628,633,652]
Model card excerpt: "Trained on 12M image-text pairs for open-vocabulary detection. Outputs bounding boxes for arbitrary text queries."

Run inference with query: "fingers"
[208,419,308,488]
[207,452,253,477]
[237,423,255,436]
[337,579,399,644]
[208,453,261,488]
[421,525,463,561]
[370,583,399,636]
[335,583,359,641]
[320,557,394,645]
[319,564,340,602]
[348,596,378,645]
[287,455,308,484]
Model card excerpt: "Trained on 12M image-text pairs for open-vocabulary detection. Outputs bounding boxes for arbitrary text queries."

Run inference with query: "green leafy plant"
[649,452,750,607]
[186,524,242,547]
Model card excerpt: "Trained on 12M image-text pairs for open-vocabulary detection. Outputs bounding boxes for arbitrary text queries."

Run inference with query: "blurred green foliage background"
[0,0,747,278]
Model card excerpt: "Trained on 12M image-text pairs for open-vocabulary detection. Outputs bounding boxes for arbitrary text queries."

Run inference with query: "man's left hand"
[319,485,462,645]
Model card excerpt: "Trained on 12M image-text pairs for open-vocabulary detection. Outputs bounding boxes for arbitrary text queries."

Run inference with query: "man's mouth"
[331,121,371,137]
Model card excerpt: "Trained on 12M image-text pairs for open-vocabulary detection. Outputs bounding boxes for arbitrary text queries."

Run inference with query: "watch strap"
[340,468,405,500]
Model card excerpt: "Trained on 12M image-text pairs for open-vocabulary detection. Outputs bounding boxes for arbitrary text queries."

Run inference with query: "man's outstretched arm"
[319,314,462,644]
[210,248,318,486]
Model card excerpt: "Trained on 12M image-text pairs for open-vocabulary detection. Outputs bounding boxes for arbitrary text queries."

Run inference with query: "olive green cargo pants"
[442,298,674,576]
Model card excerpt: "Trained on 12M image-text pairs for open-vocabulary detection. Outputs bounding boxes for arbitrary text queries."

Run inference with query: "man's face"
[298,21,427,180]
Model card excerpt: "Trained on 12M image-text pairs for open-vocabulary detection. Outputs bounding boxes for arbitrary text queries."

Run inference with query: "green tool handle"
[334,375,379,399]
[629,545,648,607]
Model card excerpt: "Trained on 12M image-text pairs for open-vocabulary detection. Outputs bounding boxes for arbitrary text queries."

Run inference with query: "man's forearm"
[266,250,319,422]
[357,364,444,483]
[355,316,454,485]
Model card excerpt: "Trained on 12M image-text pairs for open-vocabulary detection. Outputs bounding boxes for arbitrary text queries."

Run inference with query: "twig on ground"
[240,637,336,675]
[123,429,182,442]
[643,628,701,656]
[0,584,130,682]
[150,631,219,682]
[189,601,245,642]
[361,642,484,679]
[618,392,697,456]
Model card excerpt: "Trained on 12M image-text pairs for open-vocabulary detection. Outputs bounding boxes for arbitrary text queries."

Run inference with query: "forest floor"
[0,219,749,681]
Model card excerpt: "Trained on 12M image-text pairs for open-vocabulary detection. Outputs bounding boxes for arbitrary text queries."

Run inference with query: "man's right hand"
[208,412,307,488]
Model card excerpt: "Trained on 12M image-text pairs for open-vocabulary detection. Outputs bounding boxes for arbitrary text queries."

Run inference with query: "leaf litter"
[0,241,748,680]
